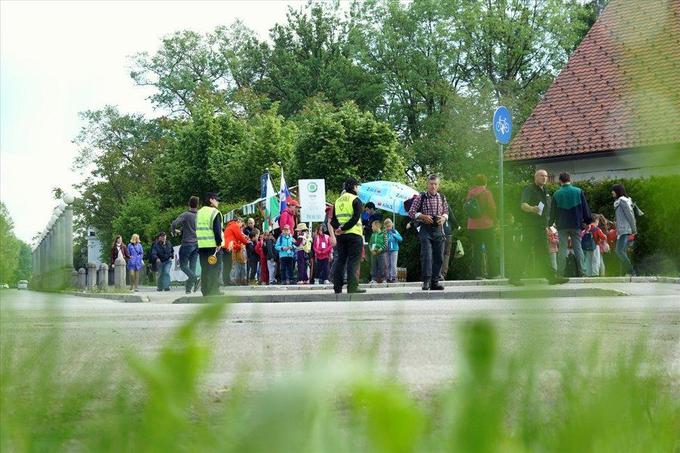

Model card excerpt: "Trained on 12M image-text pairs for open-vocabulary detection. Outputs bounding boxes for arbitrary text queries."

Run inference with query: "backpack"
[581,228,596,251]
[463,196,482,219]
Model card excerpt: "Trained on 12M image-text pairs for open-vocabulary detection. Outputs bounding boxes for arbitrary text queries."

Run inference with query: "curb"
[172,287,628,304]
[61,291,149,303]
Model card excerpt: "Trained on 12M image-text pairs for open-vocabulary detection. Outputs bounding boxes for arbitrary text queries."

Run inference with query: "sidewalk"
[64,277,679,304]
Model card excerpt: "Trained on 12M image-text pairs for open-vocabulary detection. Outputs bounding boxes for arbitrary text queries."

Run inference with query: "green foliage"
[294,99,404,191]
[395,175,680,281]
[2,303,678,451]
[0,203,20,284]
[12,241,32,283]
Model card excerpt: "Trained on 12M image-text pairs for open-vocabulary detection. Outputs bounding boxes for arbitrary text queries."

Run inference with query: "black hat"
[205,192,221,203]
[365,202,376,210]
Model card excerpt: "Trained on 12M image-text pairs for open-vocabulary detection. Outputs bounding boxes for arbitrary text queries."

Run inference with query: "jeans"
[468,228,497,278]
[179,242,199,292]
[280,257,294,284]
[418,224,445,283]
[333,233,363,293]
[615,234,634,275]
[248,257,259,281]
[230,262,246,284]
[316,258,329,283]
[199,248,222,296]
[156,260,172,290]
[583,248,601,277]
[386,251,398,282]
[558,229,584,277]
[371,252,386,281]
[267,259,277,284]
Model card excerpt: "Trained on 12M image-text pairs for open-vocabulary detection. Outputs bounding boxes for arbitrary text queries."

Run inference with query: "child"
[313,224,332,284]
[547,226,559,272]
[255,231,269,285]
[383,218,402,283]
[246,229,260,284]
[295,224,311,284]
[224,218,250,286]
[275,225,296,285]
[368,219,387,283]
[264,231,278,285]
[581,216,607,277]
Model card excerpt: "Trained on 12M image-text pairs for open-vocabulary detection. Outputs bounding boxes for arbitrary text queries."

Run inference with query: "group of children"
[547,213,630,277]
[222,215,404,286]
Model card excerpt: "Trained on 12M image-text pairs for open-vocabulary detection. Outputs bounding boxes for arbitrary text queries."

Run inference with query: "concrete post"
[114,257,127,290]
[77,268,86,289]
[86,262,97,289]
[71,270,79,288]
[63,206,74,270]
[98,263,109,290]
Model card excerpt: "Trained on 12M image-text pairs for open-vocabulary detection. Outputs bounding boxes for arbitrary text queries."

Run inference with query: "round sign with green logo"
[307,182,318,193]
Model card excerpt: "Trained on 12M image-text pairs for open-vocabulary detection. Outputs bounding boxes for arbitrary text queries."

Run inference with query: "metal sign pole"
[499,142,505,279]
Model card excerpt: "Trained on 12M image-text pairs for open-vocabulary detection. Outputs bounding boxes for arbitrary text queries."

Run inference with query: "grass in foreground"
[1,300,678,452]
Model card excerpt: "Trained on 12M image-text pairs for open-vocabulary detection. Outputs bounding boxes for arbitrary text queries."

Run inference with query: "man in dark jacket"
[171,195,200,294]
[197,192,224,296]
[549,172,592,277]
[331,178,365,294]
[151,232,174,291]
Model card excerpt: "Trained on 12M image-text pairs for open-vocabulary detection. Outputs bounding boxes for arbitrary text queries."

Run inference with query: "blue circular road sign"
[493,106,512,144]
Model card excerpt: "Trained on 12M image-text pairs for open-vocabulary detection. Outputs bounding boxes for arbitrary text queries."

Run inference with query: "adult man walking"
[171,195,200,294]
[408,174,449,291]
[330,178,365,294]
[549,172,592,278]
[520,170,567,284]
[196,192,224,296]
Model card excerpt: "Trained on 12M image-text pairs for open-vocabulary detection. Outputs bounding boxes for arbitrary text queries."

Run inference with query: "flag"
[279,169,292,213]
[264,174,279,232]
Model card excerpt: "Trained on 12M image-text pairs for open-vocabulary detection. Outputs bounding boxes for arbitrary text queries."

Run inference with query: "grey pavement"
[1,285,679,394]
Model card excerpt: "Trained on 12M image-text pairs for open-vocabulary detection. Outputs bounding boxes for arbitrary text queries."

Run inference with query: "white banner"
[298,179,326,223]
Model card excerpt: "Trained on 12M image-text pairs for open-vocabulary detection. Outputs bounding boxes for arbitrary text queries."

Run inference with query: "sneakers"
[324,280,331,285]
[368,280,377,284]
[421,281,431,291]
[348,288,366,294]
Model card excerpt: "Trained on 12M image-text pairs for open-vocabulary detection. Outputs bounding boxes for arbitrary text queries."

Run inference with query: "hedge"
[392,175,680,281]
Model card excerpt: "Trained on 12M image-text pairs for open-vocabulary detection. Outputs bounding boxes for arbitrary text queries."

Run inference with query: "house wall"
[534,145,680,182]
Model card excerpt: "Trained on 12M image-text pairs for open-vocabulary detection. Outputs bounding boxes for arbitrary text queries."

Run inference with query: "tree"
[293,99,403,190]
[253,3,383,116]
[13,241,32,282]
[0,203,20,284]
[72,106,165,246]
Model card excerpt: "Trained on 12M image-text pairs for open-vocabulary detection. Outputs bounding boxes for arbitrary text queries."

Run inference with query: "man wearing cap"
[197,192,224,296]
[330,178,366,294]
[279,199,299,234]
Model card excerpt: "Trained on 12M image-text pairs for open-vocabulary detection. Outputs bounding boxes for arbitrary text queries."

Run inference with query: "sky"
[0,0,309,243]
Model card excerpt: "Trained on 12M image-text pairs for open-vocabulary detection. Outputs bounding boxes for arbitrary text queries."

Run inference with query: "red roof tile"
[506,0,680,161]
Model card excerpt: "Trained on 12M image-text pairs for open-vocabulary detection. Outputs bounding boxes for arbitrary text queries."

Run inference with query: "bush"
[394,175,680,280]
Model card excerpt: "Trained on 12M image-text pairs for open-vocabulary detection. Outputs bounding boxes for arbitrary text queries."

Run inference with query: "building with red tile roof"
[506,0,680,180]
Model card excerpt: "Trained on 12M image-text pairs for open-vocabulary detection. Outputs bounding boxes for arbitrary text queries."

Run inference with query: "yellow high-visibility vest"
[196,206,221,248]
[334,192,362,237]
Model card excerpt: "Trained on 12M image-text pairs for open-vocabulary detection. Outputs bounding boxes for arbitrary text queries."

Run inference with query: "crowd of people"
[107,171,641,296]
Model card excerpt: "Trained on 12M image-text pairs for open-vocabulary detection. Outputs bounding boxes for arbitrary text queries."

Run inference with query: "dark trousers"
[418,224,445,283]
[333,233,363,293]
[247,257,259,281]
[296,251,308,281]
[316,258,329,283]
[280,257,294,284]
[469,228,498,278]
[221,250,232,286]
[199,248,222,296]
[521,227,554,279]
[179,242,199,292]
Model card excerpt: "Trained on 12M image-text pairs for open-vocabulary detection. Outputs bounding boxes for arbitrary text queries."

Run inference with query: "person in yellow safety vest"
[197,192,224,296]
[330,178,366,295]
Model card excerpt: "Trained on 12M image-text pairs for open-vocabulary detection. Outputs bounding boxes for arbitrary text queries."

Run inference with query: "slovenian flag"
[279,169,292,212]
[264,173,279,232]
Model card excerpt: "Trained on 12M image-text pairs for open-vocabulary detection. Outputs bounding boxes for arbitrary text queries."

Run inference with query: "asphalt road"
[1,288,679,394]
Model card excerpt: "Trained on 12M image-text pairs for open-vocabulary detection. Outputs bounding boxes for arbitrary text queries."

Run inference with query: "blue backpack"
[581,228,597,251]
